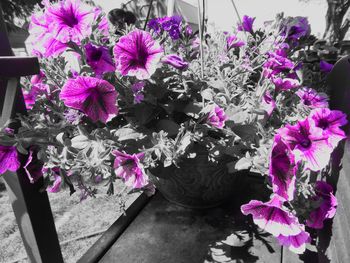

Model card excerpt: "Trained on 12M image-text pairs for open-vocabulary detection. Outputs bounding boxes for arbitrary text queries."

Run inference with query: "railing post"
[0,4,64,263]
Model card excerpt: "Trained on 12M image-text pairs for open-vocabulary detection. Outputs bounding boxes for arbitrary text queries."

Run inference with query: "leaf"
[229,124,258,141]
[114,128,144,141]
[182,102,202,118]
[71,135,90,150]
[134,104,154,125]
[156,120,180,137]
[16,142,28,155]
[235,157,252,171]
[201,89,215,101]
[208,79,226,91]
[225,106,249,124]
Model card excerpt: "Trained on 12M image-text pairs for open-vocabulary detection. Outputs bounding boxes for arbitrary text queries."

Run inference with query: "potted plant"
[0,0,348,255]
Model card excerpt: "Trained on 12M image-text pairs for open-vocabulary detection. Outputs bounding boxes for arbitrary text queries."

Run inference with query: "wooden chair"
[0,7,64,263]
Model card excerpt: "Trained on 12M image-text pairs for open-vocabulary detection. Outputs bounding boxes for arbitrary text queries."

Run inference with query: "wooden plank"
[0,56,40,77]
[0,5,64,263]
[78,193,151,263]
[100,175,282,263]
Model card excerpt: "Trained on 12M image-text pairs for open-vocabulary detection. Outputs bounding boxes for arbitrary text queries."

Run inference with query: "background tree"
[301,0,350,42]
[0,0,43,31]
[324,0,350,42]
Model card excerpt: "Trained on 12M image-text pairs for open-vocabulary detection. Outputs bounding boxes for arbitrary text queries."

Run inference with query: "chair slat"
[0,56,39,77]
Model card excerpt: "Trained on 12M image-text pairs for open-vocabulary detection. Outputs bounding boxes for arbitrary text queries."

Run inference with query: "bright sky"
[95,0,327,37]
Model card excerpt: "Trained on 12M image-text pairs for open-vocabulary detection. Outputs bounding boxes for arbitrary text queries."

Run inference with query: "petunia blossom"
[269,135,297,201]
[241,195,302,237]
[277,228,311,254]
[263,52,295,78]
[24,150,43,184]
[278,118,333,171]
[205,104,227,129]
[0,146,20,174]
[45,0,95,44]
[60,76,118,123]
[31,70,46,85]
[226,34,245,50]
[148,16,182,40]
[161,54,189,70]
[131,82,145,104]
[280,16,311,41]
[296,87,329,108]
[113,30,163,80]
[84,43,115,77]
[112,150,148,189]
[272,77,300,91]
[310,108,348,149]
[261,91,276,116]
[319,60,334,74]
[237,15,255,34]
[306,181,337,229]
[46,167,62,193]
[28,8,68,57]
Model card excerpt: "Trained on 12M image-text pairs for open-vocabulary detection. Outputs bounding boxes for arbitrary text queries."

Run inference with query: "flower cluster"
[0,1,347,255]
[148,16,182,40]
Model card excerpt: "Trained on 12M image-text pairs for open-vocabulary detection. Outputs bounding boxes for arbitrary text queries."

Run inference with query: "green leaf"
[201,89,215,101]
[134,104,154,125]
[228,124,258,141]
[225,106,249,124]
[235,157,252,171]
[156,120,180,137]
[114,128,144,141]
[71,135,90,150]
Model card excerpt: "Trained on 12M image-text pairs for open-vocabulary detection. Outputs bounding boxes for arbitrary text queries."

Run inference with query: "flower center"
[62,9,79,28]
[317,119,329,130]
[300,138,311,148]
[131,44,148,67]
[303,99,311,105]
[91,49,103,61]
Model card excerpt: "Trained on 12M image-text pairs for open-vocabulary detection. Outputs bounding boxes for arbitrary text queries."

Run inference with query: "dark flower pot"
[148,144,238,209]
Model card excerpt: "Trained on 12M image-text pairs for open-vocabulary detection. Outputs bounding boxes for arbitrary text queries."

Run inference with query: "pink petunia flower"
[28,8,69,57]
[241,195,302,237]
[45,0,95,44]
[296,87,329,108]
[226,34,245,50]
[280,17,311,42]
[0,146,20,174]
[277,228,311,254]
[261,91,276,116]
[112,150,148,189]
[310,108,348,149]
[319,60,333,74]
[161,54,189,70]
[46,167,62,193]
[263,52,295,78]
[278,118,333,171]
[269,135,297,201]
[205,104,227,129]
[272,77,300,91]
[237,15,255,34]
[131,82,145,104]
[306,181,337,229]
[84,43,115,77]
[24,150,43,184]
[113,29,164,80]
[30,70,46,85]
[59,76,118,123]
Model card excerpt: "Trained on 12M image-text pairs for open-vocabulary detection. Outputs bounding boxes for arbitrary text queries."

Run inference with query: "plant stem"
[197,0,204,78]
[144,0,154,30]
[230,0,247,39]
